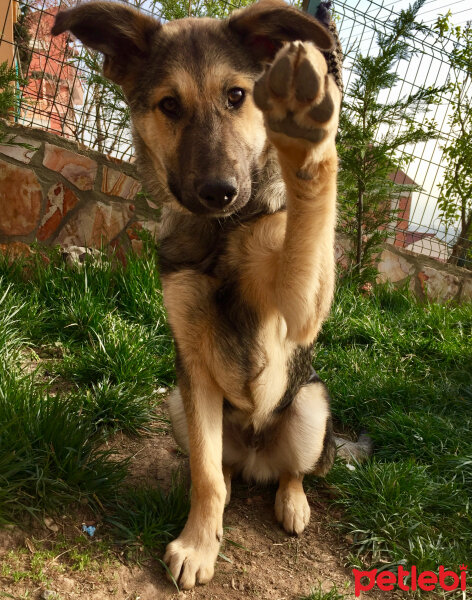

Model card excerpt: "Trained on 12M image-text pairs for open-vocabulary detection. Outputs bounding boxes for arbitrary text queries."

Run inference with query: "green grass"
[0,241,175,524]
[107,475,190,557]
[0,368,127,523]
[0,280,27,363]
[301,584,346,600]
[313,283,472,573]
[76,377,158,437]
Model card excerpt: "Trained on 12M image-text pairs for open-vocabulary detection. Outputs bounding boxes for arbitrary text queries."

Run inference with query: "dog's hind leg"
[223,464,232,507]
[167,387,190,453]
[226,381,334,535]
[165,388,194,489]
[272,381,335,535]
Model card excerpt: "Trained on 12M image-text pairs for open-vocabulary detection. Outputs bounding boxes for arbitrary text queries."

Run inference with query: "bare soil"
[0,411,398,600]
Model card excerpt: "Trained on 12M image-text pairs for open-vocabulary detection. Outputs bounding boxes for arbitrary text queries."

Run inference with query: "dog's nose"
[197,179,238,210]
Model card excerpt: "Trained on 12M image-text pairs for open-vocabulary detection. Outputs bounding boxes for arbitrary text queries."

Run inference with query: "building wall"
[20,5,84,137]
[1,123,471,303]
[392,193,412,248]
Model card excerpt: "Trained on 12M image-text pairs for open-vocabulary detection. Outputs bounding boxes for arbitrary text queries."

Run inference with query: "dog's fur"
[53,0,341,589]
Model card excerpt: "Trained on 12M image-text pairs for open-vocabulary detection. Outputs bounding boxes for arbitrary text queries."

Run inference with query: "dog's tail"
[334,432,373,464]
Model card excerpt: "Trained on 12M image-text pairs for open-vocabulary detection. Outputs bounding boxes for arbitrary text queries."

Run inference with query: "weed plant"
[0,318,125,523]
[77,378,157,437]
[107,475,190,556]
[59,316,165,387]
[0,241,173,524]
[0,341,126,524]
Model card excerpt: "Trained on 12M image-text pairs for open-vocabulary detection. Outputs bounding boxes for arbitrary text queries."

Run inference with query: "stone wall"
[0,123,159,259]
[377,244,472,302]
[1,123,471,303]
[336,236,472,303]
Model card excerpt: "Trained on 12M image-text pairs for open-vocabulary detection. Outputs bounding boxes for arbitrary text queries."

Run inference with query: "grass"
[313,283,472,573]
[301,584,346,600]
[0,241,175,524]
[76,378,158,437]
[0,242,471,592]
[107,475,190,557]
[59,316,168,388]
[0,374,127,521]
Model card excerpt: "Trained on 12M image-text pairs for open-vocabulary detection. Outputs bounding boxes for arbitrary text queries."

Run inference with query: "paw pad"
[308,85,334,123]
[268,55,291,98]
[253,41,339,145]
[294,58,320,103]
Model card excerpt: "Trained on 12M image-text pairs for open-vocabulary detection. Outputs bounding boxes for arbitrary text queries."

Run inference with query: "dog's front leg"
[254,41,341,346]
[253,41,340,536]
[164,375,225,589]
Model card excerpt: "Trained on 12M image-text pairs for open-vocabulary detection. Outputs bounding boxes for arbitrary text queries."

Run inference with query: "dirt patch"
[0,415,399,600]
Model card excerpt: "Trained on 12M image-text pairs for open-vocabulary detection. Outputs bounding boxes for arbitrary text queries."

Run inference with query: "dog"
[53,0,343,589]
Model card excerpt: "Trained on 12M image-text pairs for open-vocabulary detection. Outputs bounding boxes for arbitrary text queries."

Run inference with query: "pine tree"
[0,61,22,145]
[337,0,440,282]
[435,14,472,269]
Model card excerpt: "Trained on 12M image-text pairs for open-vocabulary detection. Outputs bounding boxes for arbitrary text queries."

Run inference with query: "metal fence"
[1,0,471,266]
[335,0,471,266]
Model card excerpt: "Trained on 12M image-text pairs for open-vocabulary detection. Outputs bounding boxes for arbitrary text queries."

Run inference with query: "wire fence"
[335,0,471,267]
[1,0,471,267]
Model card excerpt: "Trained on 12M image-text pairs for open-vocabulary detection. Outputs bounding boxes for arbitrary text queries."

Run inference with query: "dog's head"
[53,0,332,218]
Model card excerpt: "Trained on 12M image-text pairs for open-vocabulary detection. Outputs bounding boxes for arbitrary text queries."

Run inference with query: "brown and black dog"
[53,0,342,589]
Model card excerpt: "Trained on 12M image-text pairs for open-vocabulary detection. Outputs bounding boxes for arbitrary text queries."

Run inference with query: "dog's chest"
[160,211,298,418]
[162,269,293,417]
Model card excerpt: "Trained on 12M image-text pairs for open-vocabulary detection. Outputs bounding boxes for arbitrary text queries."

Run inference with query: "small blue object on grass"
[82,524,96,537]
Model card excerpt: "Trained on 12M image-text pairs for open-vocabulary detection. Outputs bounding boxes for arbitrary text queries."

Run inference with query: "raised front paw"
[254,41,340,147]
[164,532,220,589]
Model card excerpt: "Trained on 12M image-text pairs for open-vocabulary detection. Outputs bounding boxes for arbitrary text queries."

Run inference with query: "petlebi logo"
[352,564,467,597]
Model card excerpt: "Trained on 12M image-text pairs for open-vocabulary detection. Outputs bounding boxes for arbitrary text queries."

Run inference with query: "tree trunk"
[356,187,364,276]
[448,212,472,269]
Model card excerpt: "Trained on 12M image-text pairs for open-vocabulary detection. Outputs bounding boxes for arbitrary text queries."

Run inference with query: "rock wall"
[335,237,472,302]
[1,123,471,303]
[377,244,472,302]
[0,123,159,259]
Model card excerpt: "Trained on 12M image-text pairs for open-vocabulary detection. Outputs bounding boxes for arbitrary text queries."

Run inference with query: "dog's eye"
[158,96,181,118]
[227,88,245,108]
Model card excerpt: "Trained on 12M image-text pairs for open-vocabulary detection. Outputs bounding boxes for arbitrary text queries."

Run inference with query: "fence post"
[303,0,322,15]
[0,0,19,121]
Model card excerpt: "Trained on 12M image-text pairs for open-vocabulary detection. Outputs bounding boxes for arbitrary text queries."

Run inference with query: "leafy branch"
[435,13,472,268]
[337,0,441,282]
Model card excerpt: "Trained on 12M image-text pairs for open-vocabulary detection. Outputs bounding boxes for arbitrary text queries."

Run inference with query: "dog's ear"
[228,0,333,61]
[52,2,160,87]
